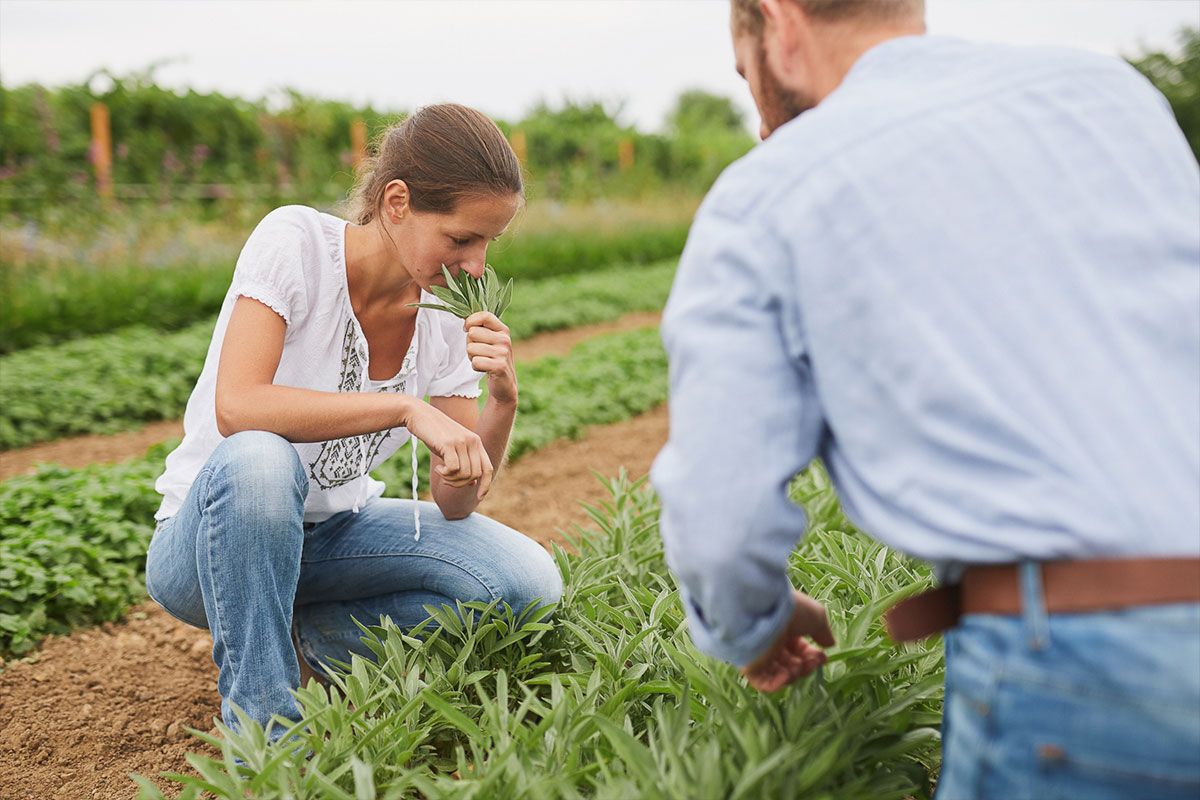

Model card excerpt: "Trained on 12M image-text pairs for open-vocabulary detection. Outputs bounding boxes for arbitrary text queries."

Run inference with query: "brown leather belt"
[884,557,1200,643]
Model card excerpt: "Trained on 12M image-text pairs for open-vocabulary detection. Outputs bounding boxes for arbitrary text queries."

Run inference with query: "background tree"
[665,89,747,134]
[1127,26,1200,161]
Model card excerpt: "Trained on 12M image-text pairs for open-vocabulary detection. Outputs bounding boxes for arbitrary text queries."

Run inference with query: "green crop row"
[0,223,687,353]
[0,260,676,450]
[0,451,168,659]
[0,326,666,657]
[135,469,942,800]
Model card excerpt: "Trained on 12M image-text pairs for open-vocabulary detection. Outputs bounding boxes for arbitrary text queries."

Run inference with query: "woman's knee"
[494,536,564,614]
[207,431,308,510]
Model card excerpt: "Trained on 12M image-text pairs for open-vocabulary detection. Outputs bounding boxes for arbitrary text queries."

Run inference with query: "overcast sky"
[1,0,1196,131]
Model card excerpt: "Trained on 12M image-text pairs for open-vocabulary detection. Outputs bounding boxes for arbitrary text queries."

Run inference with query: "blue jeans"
[936,562,1200,799]
[145,431,564,732]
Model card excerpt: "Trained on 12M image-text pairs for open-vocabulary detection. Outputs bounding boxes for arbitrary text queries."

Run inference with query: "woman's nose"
[460,258,486,279]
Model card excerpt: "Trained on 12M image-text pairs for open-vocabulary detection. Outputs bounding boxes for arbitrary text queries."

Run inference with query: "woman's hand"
[464,312,518,405]
[405,400,494,498]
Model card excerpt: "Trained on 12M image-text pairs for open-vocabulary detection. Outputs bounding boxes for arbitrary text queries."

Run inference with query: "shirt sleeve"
[649,205,827,667]
[227,208,311,326]
[427,317,484,399]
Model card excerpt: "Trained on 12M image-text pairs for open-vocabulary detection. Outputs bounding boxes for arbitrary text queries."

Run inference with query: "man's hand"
[740,590,835,692]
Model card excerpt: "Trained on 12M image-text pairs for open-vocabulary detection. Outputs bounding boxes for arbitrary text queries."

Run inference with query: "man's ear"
[383,179,410,223]
[759,0,804,58]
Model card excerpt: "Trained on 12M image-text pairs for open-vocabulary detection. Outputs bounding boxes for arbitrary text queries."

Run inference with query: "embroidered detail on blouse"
[336,320,366,393]
[308,320,413,490]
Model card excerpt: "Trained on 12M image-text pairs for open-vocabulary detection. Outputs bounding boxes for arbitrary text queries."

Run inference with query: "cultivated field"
[0,202,942,799]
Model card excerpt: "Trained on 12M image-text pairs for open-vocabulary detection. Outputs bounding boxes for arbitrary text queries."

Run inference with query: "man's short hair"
[732,0,925,36]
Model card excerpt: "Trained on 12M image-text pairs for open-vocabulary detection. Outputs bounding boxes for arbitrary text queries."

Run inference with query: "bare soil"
[0,311,662,482]
[0,420,187,482]
[0,405,670,800]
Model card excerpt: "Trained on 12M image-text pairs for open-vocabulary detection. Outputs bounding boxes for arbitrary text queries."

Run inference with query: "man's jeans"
[145,431,564,733]
[936,562,1200,799]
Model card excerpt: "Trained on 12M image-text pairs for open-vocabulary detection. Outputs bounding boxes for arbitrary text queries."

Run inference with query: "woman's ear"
[383,179,411,223]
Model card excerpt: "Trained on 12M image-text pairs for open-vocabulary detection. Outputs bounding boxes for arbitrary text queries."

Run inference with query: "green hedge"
[1,223,687,353]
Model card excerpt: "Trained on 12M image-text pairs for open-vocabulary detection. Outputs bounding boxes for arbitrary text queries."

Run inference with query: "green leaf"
[421,690,484,740]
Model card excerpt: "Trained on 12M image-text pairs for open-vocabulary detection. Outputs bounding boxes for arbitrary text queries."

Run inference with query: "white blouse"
[154,205,482,523]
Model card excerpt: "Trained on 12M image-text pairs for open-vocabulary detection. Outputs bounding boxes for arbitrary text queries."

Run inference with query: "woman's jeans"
[145,431,564,734]
[936,562,1200,799]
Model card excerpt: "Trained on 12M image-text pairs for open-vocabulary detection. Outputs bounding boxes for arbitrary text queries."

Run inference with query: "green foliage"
[0,260,234,353]
[0,452,167,655]
[412,266,514,319]
[1128,26,1200,161]
[501,260,674,338]
[0,221,686,353]
[503,328,666,462]
[666,89,748,135]
[0,70,391,214]
[0,321,214,449]
[0,261,676,449]
[0,72,753,216]
[134,470,941,799]
[488,220,689,284]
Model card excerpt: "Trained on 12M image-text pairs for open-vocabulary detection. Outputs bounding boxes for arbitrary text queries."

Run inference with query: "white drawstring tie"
[411,435,422,540]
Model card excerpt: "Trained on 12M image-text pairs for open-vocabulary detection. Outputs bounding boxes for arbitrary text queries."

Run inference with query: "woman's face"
[385,188,521,291]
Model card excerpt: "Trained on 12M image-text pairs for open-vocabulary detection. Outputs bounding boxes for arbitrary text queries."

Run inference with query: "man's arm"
[650,207,829,669]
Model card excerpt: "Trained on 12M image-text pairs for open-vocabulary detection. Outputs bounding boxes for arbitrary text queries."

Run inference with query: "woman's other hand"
[464,312,517,405]
[405,400,494,498]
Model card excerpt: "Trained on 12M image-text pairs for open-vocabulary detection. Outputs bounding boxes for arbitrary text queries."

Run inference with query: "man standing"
[650,1,1200,797]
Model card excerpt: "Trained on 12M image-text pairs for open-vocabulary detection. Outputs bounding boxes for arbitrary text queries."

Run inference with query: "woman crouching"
[144,104,563,735]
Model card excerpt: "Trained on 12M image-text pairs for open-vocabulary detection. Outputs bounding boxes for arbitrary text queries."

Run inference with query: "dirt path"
[0,311,662,482]
[0,405,670,800]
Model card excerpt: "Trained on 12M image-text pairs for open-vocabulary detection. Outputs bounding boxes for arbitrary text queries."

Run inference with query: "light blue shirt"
[650,35,1200,667]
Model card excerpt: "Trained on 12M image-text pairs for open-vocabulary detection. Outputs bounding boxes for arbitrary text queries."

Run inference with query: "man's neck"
[808,21,925,103]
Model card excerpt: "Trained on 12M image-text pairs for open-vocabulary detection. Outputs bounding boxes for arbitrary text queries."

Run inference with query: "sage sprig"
[410,264,514,319]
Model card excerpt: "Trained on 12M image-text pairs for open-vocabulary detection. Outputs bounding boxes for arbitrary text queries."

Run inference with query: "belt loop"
[1018,561,1050,651]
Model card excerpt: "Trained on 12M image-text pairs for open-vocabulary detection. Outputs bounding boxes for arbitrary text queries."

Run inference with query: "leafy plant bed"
[0,261,676,450]
[136,470,942,799]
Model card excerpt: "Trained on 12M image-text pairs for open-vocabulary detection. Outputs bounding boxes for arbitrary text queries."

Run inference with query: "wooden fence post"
[350,118,368,172]
[510,129,527,163]
[618,138,635,172]
[90,102,113,201]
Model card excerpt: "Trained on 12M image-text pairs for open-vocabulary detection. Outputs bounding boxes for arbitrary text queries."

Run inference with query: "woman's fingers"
[476,451,494,499]
[466,327,509,347]
[466,342,507,358]
[440,441,461,477]
[467,341,511,374]
[470,356,508,373]
[434,433,494,494]
[464,311,506,333]
[465,440,484,487]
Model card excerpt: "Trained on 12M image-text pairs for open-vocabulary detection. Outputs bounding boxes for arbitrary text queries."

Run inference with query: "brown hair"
[347,103,523,225]
[732,0,924,36]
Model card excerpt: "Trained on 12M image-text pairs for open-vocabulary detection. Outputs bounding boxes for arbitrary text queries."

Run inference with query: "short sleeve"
[228,207,311,326]
[427,318,484,399]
